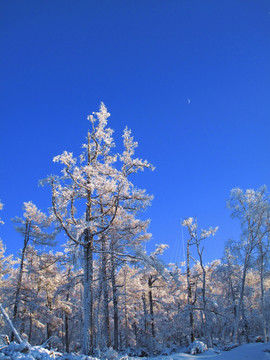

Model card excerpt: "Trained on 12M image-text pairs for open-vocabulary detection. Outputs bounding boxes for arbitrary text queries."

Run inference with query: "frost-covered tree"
[53,255,83,353]
[0,203,11,295]
[214,244,243,343]
[255,222,270,343]
[11,202,56,338]
[107,207,153,350]
[0,240,13,301]
[46,103,153,354]
[227,186,270,343]
[182,217,218,346]
[0,202,18,342]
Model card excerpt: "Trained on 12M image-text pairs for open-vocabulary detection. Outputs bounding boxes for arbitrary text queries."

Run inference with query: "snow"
[0,343,270,360]
[147,343,270,360]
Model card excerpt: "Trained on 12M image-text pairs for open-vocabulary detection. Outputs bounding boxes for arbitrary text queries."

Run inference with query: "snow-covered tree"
[227,186,270,343]
[182,217,218,346]
[11,202,56,338]
[0,240,13,302]
[46,103,153,354]
[0,203,10,295]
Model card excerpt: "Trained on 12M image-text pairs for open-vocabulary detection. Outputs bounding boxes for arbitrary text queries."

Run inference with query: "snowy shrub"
[123,348,148,357]
[255,336,264,343]
[30,346,52,360]
[160,348,171,356]
[135,332,157,356]
[0,343,102,360]
[187,341,207,355]
[123,348,134,357]
[119,356,129,360]
[103,347,118,360]
[3,342,31,354]
[222,343,238,351]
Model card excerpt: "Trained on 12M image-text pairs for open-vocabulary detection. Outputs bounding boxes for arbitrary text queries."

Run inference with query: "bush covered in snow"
[187,341,207,355]
[0,342,100,360]
[221,343,238,351]
[102,347,118,360]
[255,336,269,343]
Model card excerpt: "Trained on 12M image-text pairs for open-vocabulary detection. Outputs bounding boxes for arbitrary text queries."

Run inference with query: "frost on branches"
[45,103,154,355]
[181,217,218,347]
[10,202,57,341]
[227,186,270,343]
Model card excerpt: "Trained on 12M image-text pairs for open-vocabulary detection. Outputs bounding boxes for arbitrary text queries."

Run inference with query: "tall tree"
[11,202,56,339]
[182,217,218,346]
[227,186,270,343]
[0,202,11,294]
[46,103,153,354]
[0,240,13,303]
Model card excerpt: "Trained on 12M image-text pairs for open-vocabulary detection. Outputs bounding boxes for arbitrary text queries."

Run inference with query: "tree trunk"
[65,310,69,352]
[233,258,248,343]
[46,323,52,343]
[12,220,30,340]
[123,267,128,348]
[28,313,32,344]
[186,240,195,343]
[82,241,93,355]
[95,276,103,349]
[111,252,119,350]
[259,243,267,342]
[101,235,111,348]
[241,303,250,343]
[64,270,71,353]
[148,276,155,339]
[46,294,53,342]
[133,320,138,346]
[196,243,212,348]
[142,293,148,334]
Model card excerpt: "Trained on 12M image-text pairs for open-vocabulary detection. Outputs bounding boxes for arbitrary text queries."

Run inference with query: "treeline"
[0,227,269,354]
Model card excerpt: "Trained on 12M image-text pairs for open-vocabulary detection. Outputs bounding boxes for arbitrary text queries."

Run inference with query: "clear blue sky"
[1,0,270,264]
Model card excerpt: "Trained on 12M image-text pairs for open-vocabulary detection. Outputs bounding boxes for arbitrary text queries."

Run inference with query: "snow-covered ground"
[148,343,270,360]
[1,343,270,360]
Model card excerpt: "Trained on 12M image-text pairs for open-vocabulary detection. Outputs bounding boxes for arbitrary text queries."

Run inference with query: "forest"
[0,104,269,358]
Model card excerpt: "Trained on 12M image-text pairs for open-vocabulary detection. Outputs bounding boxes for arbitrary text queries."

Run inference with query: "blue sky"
[1,0,270,264]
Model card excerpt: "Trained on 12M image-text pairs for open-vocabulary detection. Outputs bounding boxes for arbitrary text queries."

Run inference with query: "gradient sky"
[1,0,270,265]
